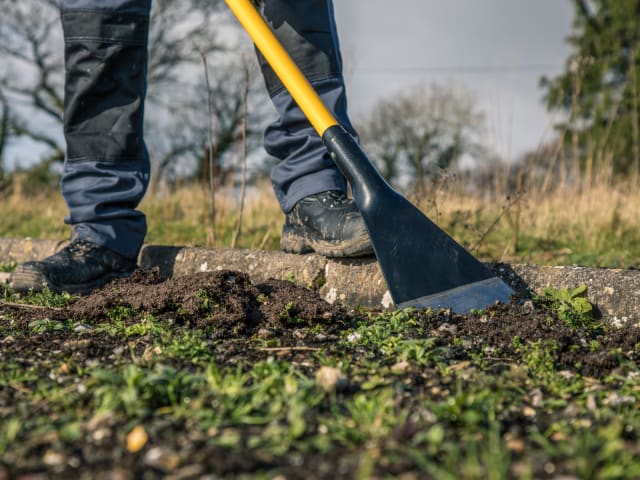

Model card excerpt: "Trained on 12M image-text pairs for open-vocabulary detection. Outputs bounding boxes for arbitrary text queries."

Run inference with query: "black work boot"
[11,240,136,295]
[281,191,373,258]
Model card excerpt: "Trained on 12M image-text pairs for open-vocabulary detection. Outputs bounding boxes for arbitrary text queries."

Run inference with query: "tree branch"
[574,0,601,33]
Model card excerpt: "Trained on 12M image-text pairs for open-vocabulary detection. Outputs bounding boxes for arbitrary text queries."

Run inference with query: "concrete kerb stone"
[512,265,640,328]
[140,245,328,289]
[0,237,68,264]
[1,237,639,327]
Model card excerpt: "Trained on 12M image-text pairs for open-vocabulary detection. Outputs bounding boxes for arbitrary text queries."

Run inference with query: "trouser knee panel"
[255,0,343,97]
[62,10,149,163]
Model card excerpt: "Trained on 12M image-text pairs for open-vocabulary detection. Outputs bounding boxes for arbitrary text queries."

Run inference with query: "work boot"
[281,191,373,257]
[11,239,136,295]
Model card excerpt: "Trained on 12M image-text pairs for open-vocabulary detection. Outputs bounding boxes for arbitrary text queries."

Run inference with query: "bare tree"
[358,83,485,195]
[0,0,270,186]
[0,91,9,170]
[0,0,65,169]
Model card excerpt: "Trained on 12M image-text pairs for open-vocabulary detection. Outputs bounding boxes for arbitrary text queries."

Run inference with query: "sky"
[332,0,575,161]
[3,0,576,169]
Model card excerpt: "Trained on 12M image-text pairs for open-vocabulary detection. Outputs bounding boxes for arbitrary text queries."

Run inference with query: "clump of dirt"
[67,269,350,338]
[256,278,352,328]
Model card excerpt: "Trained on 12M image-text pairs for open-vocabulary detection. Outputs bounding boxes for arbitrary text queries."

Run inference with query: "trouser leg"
[256,0,358,213]
[59,0,151,259]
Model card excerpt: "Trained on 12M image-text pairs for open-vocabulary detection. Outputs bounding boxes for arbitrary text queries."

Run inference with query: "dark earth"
[1,269,639,479]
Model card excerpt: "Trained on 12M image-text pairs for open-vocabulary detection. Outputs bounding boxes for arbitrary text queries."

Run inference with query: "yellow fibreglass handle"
[225,0,339,136]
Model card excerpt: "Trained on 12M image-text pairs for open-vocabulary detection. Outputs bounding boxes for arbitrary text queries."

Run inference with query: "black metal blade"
[323,125,514,312]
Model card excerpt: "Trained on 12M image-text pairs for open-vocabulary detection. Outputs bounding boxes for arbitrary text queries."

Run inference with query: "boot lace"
[66,240,98,257]
[318,191,348,209]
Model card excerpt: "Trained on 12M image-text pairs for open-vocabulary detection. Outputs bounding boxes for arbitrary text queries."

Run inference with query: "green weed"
[5,287,74,308]
[106,305,136,323]
[0,262,16,273]
[341,309,443,365]
[537,285,599,329]
[28,318,68,335]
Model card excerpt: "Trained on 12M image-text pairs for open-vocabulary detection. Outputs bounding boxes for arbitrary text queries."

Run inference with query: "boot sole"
[11,267,132,296]
[281,226,374,258]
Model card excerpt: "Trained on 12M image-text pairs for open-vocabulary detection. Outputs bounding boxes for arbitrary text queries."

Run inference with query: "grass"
[2,171,639,268]
[1,285,639,478]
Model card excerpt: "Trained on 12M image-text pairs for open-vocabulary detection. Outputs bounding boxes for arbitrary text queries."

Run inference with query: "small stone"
[256,328,275,339]
[293,329,307,340]
[86,412,115,432]
[522,300,535,314]
[165,465,205,480]
[126,425,149,453]
[98,469,132,480]
[458,337,474,349]
[396,474,420,480]
[558,370,575,379]
[315,366,348,392]
[73,323,92,332]
[91,427,111,443]
[529,388,544,407]
[603,392,635,407]
[391,361,411,373]
[437,323,457,335]
[346,332,361,343]
[522,406,536,418]
[505,437,525,453]
[144,446,181,472]
[143,346,163,361]
[43,449,66,467]
[576,418,592,428]
[563,403,579,418]
[510,461,531,478]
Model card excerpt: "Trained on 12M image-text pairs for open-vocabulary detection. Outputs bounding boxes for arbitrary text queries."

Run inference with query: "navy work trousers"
[58,0,356,259]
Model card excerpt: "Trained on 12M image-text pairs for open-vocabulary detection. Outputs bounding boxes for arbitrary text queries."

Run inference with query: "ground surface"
[1,270,639,479]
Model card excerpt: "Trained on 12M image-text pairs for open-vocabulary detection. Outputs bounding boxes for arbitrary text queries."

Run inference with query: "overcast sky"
[332,0,575,160]
[4,1,576,169]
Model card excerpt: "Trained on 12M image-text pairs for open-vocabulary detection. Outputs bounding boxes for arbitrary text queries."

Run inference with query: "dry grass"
[2,168,639,268]
[414,168,640,267]
[1,177,283,252]
[139,179,284,251]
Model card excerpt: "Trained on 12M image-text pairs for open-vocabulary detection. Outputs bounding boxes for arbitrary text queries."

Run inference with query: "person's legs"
[256,0,372,257]
[60,0,152,259]
[12,0,151,294]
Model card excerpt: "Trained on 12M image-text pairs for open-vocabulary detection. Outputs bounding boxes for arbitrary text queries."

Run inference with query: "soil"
[1,269,639,479]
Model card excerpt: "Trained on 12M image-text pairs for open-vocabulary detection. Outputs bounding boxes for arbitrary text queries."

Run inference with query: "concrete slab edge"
[1,237,638,327]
